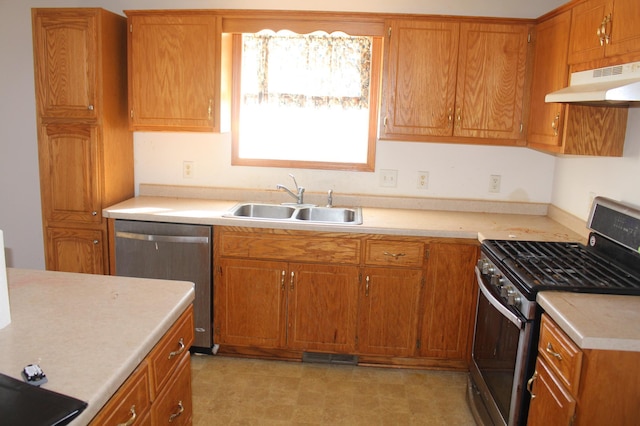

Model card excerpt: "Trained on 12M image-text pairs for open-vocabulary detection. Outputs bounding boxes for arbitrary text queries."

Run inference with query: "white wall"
[6,0,638,271]
[551,112,640,219]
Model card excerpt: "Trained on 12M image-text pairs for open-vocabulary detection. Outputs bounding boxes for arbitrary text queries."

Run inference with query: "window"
[231,30,382,171]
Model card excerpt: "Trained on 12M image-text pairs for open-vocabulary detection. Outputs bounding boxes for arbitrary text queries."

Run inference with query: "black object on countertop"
[0,373,87,426]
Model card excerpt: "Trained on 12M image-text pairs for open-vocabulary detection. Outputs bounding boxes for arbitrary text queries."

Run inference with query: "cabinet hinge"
[416,339,421,349]
[388,27,392,38]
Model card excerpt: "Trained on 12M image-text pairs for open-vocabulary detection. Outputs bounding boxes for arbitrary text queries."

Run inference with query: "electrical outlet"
[489,175,501,193]
[183,161,195,179]
[417,171,429,190]
[379,169,398,188]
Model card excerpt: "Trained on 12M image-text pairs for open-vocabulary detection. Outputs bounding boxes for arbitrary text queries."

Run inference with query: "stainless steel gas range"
[468,196,640,426]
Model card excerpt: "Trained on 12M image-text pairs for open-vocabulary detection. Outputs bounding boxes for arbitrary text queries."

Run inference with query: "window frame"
[224,14,384,172]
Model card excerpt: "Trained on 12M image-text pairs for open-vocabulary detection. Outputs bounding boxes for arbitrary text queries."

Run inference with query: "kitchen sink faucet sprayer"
[277,174,305,204]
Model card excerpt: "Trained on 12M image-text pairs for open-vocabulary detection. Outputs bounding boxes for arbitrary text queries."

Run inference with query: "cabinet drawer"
[219,229,361,264]
[151,355,192,425]
[538,314,582,394]
[89,361,151,425]
[148,306,194,397]
[364,240,424,267]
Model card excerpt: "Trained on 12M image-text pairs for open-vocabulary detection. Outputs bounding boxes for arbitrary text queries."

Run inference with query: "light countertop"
[538,292,640,352]
[0,268,194,425]
[103,195,586,243]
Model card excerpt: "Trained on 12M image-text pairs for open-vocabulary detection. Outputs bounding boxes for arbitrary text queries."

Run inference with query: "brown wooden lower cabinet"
[527,314,640,425]
[45,227,107,274]
[214,226,478,369]
[89,305,194,425]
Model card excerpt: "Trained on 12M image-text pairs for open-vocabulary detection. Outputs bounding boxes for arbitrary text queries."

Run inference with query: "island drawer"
[538,314,583,394]
[151,354,192,425]
[364,239,425,267]
[148,305,194,398]
[89,361,151,425]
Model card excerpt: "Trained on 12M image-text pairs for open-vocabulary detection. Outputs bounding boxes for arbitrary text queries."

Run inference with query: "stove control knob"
[500,285,509,297]
[476,259,494,275]
[491,274,504,287]
[506,287,521,307]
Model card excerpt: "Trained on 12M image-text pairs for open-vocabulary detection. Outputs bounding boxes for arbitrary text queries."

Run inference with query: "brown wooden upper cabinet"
[32,10,100,120]
[126,11,231,132]
[568,0,640,65]
[528,10,627,156]
[381,19,529,146]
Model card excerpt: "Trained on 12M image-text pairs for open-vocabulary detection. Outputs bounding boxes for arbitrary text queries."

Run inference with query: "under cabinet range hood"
[545,61,640,105]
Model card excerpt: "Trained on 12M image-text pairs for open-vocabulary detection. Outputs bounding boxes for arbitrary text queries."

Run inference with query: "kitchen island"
[0,268,194,425]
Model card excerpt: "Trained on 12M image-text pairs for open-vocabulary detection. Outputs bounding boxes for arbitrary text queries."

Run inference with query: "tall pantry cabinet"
[32,8,133,274]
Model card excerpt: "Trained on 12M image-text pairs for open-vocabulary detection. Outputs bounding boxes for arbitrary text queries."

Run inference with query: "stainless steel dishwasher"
[114,220,213,353]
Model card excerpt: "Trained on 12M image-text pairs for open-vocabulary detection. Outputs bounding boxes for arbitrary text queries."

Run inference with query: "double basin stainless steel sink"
[223,202,363,225]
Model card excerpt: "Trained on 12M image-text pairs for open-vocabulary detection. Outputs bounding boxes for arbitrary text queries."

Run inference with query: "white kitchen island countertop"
[538,291,640,352]
[0,268,194,425]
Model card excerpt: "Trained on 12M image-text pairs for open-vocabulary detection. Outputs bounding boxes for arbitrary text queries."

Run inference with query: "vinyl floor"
[190,354,476,425]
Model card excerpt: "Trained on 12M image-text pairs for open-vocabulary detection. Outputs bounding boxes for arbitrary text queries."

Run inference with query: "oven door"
[469,267,534,426]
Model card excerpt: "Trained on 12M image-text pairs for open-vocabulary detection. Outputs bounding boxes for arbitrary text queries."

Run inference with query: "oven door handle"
[475,267,525,329]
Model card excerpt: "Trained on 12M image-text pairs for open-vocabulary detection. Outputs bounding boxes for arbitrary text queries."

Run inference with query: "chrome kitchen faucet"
[276,174,305,204]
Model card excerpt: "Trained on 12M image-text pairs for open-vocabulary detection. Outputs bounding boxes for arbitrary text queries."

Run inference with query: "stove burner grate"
[489,240,640,293]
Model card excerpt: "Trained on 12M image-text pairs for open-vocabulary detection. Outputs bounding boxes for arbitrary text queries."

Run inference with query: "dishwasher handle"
[115,231,209,244]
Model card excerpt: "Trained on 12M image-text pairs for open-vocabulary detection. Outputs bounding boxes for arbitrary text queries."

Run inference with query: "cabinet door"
[606,0,640,58]
[381,20,459,139]
[527,12,571,149]
[568,0,610,64]
[45,227,105,274]
[128,14,218,131]
[215,259,287,348]
[527,358,576,426]
[38,124,102,225]
[419,243,477,361]
[455,23,528,140]
[32,9,98,119]
[287,263,359,353]
[358,267,422,356]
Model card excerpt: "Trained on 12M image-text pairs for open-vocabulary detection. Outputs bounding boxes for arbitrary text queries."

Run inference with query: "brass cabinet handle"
[280,270,286,291]
[117,405,137,426]
[168,400,184,423]
[365,275,370,297]
[597,14,612,45]
[208,99,213,120]
[546,342,563,360]
[88,104,94,111]
[383,251,406,259]
[551,112,560,136]
[168,337,185,359]
[290,271,295,291]
[455,107,462,127]
[527,371,538,399]
[447,108,453,125]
